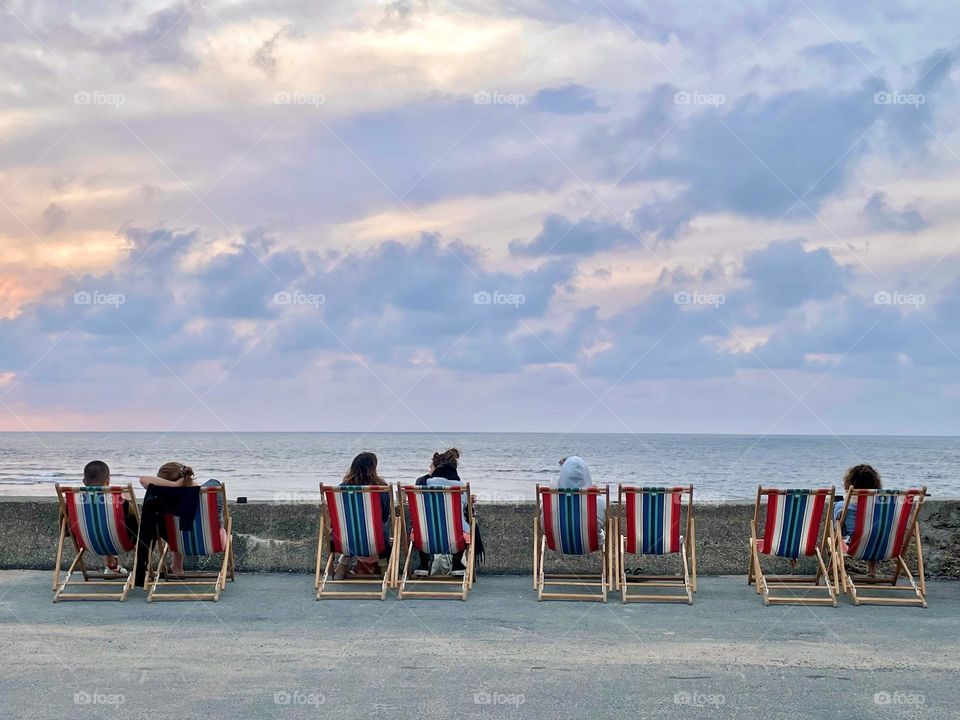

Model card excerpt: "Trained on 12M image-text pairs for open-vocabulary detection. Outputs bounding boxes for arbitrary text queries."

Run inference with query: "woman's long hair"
[342,452,386,486]
[157,461,195,486]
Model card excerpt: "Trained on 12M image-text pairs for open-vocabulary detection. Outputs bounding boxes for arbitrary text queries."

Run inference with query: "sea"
[1,432,957,503]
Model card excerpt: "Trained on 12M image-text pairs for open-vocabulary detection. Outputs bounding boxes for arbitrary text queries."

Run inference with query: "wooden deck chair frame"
[748,486,837,607]
[533,485,613,603]
[53,484,140,602]
[146,484,234,602]
[397,483,476,601]
[315,484,401,600]
[616,484,697,604]
[831,487,927,608]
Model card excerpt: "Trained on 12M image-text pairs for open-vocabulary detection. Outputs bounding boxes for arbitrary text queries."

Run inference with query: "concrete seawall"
[2,497,958,577]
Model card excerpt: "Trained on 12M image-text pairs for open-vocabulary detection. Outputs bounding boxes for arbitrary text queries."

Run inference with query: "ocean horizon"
[2,431,957,502]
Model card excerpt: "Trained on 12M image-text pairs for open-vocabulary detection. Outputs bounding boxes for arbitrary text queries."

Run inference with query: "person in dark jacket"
[414,448,475,577]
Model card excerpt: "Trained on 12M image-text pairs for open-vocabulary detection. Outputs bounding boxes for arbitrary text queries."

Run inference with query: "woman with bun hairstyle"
[140,462,225,576]
[413,448,483,578]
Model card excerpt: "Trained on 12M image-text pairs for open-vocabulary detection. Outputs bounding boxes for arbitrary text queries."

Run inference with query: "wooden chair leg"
[689,518,698,593]
[314,515,326,590]
[52,517,67,591]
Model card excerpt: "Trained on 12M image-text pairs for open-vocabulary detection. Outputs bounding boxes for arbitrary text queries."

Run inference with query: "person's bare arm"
[139,476,186,489]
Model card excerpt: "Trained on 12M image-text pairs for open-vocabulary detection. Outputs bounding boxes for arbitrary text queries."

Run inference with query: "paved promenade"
[0,571,956,719]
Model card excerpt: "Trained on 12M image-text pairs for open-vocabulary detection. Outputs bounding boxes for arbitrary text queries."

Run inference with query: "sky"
[1,0,959,435]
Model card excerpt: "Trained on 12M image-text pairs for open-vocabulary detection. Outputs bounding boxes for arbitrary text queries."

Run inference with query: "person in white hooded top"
[557,456,606,538]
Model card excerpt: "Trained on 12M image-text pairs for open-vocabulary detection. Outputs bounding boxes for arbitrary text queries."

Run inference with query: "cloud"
[40,203,68,234]
[508,214,634,257]
[532,84,604,115]
[252,25,291,77]
[861,191,929,233]
[96,2,197,67]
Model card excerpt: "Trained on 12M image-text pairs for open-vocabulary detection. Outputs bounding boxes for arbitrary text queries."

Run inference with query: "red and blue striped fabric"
[64,488,135,556]
[761,489,827,559]
[847,490,921,562]
[405,487,467,555]
[540,487,601,555]
[624,487,682,555]
[325,487,389,557]
[162,490,225,556]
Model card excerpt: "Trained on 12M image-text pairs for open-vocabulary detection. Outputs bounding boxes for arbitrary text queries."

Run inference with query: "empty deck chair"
[617,485,697,604]
[397,483,476,600]
[533,485,612,602]
[748,487,836,606]
[145,484,234,602]
[315,484,400,600]
[53,484,139,602]
[832,488,927,607]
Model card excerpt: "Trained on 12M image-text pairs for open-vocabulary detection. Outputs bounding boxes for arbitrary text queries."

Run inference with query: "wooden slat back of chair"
[322,484,393,557]
[161,485,227,556]
[538,485,606,555]
[620,485,691,555]
[757,487,833,559]
[58,485,137,555]
[402,484,469,555]
[844,488,925,561]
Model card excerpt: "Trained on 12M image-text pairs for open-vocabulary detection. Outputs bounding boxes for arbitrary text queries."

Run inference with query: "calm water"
[0,432,957,502]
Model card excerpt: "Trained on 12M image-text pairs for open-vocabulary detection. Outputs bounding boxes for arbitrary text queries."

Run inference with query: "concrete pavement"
[0,571,956,719]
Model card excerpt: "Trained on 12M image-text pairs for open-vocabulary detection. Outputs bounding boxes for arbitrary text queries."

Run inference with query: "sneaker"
[334,561,350,581]
[413,556,431,577]
[104,562,128,576]
[451,557,467,577]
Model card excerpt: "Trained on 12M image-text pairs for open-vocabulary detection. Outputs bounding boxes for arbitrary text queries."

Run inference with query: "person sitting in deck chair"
[82,460,138,576]
[414,448,483,577]
[140,462,225,576]
[834,464,882,576]
[558,456,606,541]
[333,452,393,580]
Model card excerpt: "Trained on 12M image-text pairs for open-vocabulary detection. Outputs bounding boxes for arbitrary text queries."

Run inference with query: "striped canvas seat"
[846,490,923,562]
[404,485,468,555]
[539,487,602,555]
[161,489,225,556]
[324,486,390,557]
[759,488,828,559]
[624,486,683,555]
[63,487,136,556]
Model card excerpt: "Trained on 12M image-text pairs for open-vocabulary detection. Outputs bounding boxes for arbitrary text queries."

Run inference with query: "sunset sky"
[1,1,959,434]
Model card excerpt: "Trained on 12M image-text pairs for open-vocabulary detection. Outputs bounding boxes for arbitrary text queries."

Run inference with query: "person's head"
[430,448,460,472]
[843,464,882,490]
[82,460,110,486]
[343,452,385,486]
[157,461,195,485]
[558,455,592,489]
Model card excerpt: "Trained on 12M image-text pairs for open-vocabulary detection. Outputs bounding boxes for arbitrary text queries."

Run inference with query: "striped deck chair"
[617,485,697,604]
[315,484,400,600]
[832,488,927,607]
[748,487,836,606]
[533,485,612,602]
[53,484,139,602]
[397,483,476,600]
[146,484,234,602]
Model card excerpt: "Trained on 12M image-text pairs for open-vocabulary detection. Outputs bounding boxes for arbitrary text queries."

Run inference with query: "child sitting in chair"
[82,460,138,576]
